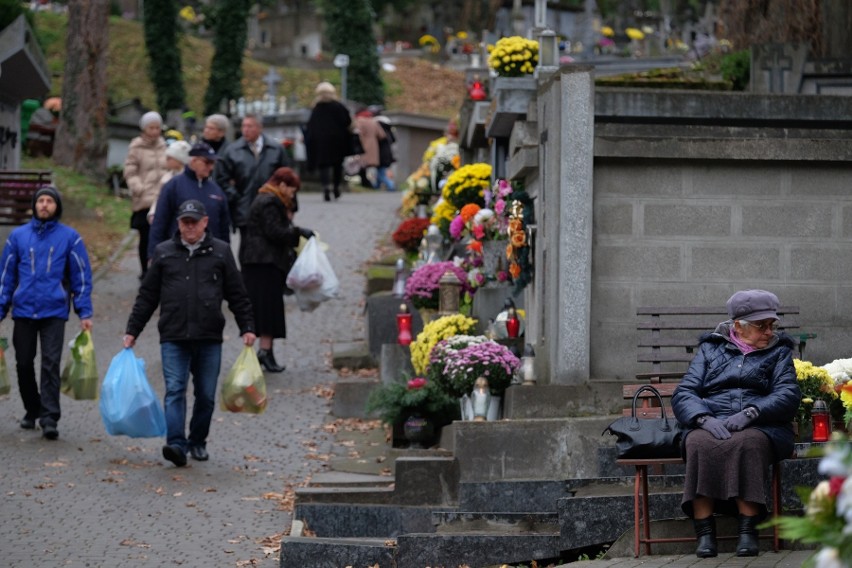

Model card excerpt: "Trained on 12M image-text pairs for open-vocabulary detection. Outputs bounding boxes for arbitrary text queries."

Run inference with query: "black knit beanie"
[32,184,63,220]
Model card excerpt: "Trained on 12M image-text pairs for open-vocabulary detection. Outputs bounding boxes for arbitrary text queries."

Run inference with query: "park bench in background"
[0,170,52,226]
[621,305,804,557]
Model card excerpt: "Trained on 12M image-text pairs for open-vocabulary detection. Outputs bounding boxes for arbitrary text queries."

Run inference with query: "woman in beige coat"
[124,111,167,278]
[355,110,385,188]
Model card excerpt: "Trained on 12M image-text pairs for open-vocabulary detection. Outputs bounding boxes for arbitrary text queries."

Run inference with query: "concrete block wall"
[591,157,852,381]
[519,74,852,387]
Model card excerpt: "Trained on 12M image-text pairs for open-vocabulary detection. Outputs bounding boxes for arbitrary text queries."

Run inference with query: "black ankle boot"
[257,349,285,373]
[323,187,331,202]
[693,516,717,558]
[736,514,760,557]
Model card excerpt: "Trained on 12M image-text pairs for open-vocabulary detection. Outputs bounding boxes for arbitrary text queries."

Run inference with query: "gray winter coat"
[671,322,801,461]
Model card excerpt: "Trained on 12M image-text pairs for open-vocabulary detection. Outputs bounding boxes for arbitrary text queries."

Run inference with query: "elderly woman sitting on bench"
[672,289,800,558]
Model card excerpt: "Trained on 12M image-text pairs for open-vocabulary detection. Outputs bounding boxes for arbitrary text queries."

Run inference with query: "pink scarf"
[729,328,756,354]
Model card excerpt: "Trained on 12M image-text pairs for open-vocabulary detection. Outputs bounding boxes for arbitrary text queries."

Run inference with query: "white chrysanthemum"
[814,547,844,568]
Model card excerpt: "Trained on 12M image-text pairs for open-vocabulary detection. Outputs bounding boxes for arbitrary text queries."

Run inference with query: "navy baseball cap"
[177,199,207,220]
[189,142,218,160]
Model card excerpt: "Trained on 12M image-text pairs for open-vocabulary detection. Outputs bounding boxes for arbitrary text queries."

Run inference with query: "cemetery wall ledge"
[595,87,852,126]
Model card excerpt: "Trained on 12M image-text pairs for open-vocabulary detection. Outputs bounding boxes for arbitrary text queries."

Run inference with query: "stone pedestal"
[380,343,414,385]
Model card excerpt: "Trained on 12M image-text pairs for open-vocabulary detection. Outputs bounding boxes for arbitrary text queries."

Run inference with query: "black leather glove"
[724,408,758,432]
[299,228,315,239]
[698,416,731,440]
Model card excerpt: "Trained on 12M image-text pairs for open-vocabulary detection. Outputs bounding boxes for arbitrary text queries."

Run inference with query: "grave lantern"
[438,270,462,315]
[811,399,830,442]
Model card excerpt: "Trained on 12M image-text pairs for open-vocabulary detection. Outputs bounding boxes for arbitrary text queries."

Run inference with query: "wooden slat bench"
[0,170,52,226]
[621,305,802,558]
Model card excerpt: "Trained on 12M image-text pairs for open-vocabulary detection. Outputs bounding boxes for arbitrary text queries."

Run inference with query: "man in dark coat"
[215,113,292,253]
[125,200,256,467]
[304,82,352,201]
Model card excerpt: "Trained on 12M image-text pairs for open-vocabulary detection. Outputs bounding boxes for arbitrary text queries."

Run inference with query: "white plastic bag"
[286,236,339,311]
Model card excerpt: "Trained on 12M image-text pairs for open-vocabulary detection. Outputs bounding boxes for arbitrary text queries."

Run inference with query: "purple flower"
[449,215,465,239]
[404,261,471,310]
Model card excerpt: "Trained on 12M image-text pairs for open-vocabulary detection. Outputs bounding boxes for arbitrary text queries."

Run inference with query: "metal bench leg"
[772,462,782,552]
[640,465,652,556]
[633,466,642,558]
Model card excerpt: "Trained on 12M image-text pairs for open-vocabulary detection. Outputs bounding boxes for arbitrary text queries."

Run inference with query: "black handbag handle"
[631,384,671,420]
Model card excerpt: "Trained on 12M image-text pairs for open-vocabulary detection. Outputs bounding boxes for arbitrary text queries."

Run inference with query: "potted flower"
[404,261,471,313]
[366,376,458,425]
[771,438,851,558]
[487,36,539,77]
[409,313,477,375]
[793,359,839,438]
[430,338,520,399]
[392,217,430,254]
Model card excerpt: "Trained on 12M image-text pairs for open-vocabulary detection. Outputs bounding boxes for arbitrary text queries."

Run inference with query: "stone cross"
[262,67,282,98]
[761,45,793,93]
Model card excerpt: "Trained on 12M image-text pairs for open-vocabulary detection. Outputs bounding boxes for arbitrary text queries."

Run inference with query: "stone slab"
[379,343,414,384]
[331,378,377,418]
[393,456,459,506]
[279,537,396,568]
[433,511,559,534]
[396,532,561,568]
[503,383,624,418]
[293,502,440,538]
[331,341,375,370]
[365,293,415,358]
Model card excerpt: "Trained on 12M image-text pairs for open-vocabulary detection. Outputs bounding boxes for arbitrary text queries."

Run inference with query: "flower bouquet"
[410,314,477,375]
[820,357,852,428]
[794,359,839,427]
[392,217,430,253]
[365,376,457,426]
[487,36,539,77]
[403,261,470,311]
[440,162,492,210]
[771,439,851,563]
[429,337,520,398]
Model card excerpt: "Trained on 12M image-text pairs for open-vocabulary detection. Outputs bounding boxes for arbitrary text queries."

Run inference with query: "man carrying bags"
[124,199,255,467]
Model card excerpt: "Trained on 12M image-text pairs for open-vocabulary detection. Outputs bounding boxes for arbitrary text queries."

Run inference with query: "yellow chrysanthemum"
[410,314,477,375]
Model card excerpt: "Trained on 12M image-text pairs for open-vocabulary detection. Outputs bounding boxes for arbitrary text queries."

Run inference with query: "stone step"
[279,536,395,568]
[432,511,559,534]
[296,485,396,505]
[395,531,562,568]
[309,470,395,488]
[294,502,445,538]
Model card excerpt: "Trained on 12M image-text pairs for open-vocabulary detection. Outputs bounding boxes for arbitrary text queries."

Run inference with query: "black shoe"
[257,349,285,373]
[736,514,760,557]
[162,445,187,467]
[189,446,209,461]
[20,417,36,430]
[323,187,331,202]
[333,187,341,200]
[42,424,58,440]
[693,516,718,558]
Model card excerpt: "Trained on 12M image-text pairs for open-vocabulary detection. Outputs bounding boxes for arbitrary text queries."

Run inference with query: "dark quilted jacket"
[671,323,801,461]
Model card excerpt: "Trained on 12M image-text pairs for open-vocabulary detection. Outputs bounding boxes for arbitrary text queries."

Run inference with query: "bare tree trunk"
[53,0,109,180]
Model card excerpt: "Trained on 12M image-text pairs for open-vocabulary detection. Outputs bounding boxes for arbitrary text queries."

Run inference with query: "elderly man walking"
[124,200,256,467]
[216,113,292,254]
[0,185,94,440]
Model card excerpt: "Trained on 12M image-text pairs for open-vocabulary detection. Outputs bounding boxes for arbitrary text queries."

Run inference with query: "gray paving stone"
[0,191,401,567]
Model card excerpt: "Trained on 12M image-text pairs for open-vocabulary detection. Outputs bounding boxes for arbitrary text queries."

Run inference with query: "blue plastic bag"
[99,348,166,438]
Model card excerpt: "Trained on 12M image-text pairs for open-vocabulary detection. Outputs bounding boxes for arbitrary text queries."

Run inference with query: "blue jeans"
[161,341,222,452]
[375,167,395,191]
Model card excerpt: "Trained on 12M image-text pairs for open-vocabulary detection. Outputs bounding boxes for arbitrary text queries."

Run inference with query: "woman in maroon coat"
[305,82,352,201]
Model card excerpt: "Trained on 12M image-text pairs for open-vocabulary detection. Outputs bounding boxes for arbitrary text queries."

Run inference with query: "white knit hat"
[139,111,163,130]
[165,140,192,165]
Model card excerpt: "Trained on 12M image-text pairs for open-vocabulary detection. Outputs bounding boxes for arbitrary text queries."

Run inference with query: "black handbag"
[347,132,364,156]
[603,385,685,459]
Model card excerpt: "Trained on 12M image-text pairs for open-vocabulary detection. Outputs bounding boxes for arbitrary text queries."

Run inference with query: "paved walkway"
[567,550,815,567]
[0,191,401,567]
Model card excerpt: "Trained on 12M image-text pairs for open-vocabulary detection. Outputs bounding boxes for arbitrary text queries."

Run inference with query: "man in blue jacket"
[148,141,231,261]
[0,185,94,440]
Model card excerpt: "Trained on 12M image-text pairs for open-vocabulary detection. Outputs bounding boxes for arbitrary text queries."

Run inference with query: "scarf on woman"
[258,182,294,211]
[729,327,756,354]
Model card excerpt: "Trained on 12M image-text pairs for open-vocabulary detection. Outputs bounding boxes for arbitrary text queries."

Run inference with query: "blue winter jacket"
[0,217,93,321]
[148,166,231,259]
[671,322,801,461]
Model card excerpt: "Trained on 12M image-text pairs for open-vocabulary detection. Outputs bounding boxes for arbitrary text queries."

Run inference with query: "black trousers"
[13,317,66,426]
[130,209,150,275]
[319,164,343,192]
